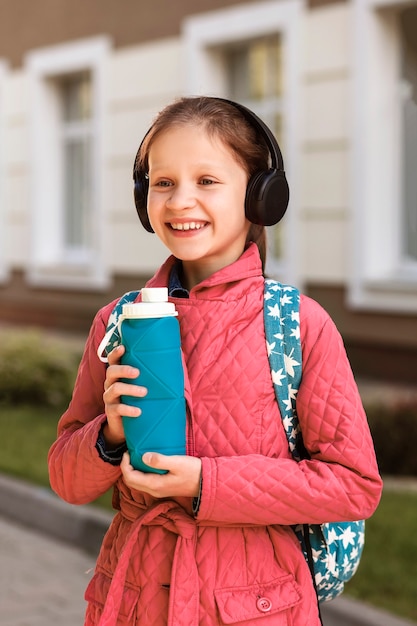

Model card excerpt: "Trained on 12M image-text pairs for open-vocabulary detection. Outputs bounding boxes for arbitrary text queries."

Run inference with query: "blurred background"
[0,0,416,623]
[0,0,416,384]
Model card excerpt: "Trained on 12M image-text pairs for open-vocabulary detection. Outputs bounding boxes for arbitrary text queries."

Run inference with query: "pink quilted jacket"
[48,244,382,626]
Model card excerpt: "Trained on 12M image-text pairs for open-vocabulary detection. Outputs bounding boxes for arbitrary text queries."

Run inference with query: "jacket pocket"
[85,571,140,624]
[214,574,301,625]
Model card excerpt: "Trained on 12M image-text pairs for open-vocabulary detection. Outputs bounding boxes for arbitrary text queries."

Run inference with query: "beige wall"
[300,2,351,284]
[2,70,30,269]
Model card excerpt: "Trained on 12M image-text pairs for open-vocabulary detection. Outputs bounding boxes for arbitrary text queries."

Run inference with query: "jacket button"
[256,596,272,612]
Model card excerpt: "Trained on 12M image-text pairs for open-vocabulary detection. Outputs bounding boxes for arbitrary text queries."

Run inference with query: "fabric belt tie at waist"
[98,500,199,626]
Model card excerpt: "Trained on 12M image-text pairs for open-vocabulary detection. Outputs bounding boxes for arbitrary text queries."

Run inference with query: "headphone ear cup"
[245,169,289,226]
[134,174,154,233]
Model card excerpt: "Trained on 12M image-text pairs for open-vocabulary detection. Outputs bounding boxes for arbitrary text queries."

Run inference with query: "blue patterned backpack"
[263,279,365,603]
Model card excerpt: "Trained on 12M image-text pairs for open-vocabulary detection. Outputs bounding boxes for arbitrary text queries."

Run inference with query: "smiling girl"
[48,96,382,626]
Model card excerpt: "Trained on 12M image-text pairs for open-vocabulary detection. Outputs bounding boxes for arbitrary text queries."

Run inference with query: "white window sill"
[349,275,417,314]
[27,264,110,291]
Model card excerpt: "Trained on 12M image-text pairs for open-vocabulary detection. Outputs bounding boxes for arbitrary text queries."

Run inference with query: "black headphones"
[133,97,290,233]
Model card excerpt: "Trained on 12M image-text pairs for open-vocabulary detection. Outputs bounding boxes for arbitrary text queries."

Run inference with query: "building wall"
[300,2,351,284]
[0,0,416,383]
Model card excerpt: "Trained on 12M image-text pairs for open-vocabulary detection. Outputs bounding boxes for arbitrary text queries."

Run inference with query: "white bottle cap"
[141,288,168,303]
[121,287,177,319]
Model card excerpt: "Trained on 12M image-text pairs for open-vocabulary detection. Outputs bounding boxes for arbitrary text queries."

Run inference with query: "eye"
[200,178,216,185]
[155,179,172,187]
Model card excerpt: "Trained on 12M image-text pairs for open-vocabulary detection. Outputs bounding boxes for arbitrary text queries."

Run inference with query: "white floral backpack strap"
[97,290,140,363]
[263,279,365,605]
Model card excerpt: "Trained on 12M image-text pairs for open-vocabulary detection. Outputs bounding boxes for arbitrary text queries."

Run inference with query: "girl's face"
[147,124,251,289]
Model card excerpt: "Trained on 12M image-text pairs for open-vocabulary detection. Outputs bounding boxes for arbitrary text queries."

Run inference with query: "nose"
[165,182,196,211]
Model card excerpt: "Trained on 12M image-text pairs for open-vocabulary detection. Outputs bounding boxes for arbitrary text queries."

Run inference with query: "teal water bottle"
[119,288,186,473]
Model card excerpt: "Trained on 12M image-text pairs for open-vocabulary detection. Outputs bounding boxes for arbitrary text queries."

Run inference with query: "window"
[224,35,283,130]
[183,0,302,284]
[26,37,110,289]
[60,72,93,261]
[351,0,417,312]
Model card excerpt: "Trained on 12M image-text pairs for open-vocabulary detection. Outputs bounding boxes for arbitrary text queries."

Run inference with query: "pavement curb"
[0,473,415,626]
[320,596,417,626]
[0,473,113,555]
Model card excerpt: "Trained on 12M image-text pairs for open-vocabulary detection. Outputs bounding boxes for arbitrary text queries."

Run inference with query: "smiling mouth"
[170,222,207,231]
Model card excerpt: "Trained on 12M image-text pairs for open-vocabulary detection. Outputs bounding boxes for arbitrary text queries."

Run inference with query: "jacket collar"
[146,243,263,298]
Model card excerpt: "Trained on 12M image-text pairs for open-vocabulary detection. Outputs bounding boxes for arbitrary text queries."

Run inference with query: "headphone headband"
[133,96,289,232]
[213,97,284,172]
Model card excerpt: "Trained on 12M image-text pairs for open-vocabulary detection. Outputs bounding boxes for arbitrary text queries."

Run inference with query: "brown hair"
[135,96,268,271]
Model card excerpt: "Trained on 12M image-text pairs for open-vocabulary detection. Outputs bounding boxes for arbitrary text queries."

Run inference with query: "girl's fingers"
[104,365,139,388]
[104,381,147,399]
[107,344,125,364]
[106,402,141,419]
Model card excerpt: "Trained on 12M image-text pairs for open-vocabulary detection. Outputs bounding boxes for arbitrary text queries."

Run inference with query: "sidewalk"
[0,473,416,626]
[0,515,94,626]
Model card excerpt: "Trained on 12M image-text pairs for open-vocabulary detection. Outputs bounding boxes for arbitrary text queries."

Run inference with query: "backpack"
[264,278,365,603]
[99,282,365,603]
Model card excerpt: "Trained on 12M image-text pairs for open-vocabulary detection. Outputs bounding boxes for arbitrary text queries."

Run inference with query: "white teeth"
[171,222,204,231]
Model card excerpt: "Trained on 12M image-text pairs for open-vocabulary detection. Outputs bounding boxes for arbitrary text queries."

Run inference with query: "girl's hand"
[102,344,148,447]
[121,451,202,499]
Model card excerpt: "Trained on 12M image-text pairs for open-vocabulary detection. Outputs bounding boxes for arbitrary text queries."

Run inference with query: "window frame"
[350,0,417,313]
[25,36,110,290]
[183,0,303,285]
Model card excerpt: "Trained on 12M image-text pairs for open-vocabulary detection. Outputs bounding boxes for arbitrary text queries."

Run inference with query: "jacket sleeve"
[48,303,122,505]
[196,297,383,526]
